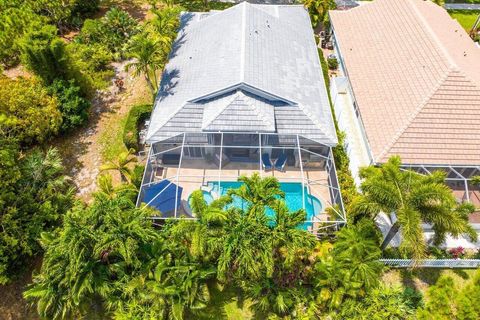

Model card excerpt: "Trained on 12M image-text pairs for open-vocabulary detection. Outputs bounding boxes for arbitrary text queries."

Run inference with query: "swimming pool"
[188,181,322,229]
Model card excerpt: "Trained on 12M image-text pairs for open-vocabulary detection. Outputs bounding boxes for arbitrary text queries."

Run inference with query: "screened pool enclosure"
[137,132,346,234]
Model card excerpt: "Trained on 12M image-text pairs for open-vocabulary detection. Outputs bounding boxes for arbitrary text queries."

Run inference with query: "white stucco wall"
[330,76,372,186]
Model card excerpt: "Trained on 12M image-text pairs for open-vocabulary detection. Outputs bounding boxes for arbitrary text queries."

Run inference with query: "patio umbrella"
[143,179,183,214]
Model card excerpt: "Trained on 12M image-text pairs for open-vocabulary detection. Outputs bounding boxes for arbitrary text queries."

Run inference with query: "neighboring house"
[329,0,480,247]
[137,3,346,234]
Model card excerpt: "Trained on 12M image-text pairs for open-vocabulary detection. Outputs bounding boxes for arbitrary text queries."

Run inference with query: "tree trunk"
[380,221,401,251]
[144,73,155,96]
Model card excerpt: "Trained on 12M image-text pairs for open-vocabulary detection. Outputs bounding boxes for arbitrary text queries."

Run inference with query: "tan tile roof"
[330,0,480,165]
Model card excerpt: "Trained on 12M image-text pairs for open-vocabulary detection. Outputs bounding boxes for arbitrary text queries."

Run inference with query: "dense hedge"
[123,104,152,151]
[318,48,359,211]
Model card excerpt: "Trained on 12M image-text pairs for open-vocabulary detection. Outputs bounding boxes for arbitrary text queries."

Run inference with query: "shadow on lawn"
[399,268,474,292]
[186,282,263,320]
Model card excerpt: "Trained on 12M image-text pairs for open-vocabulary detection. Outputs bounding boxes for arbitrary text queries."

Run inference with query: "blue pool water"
[189,181,322,229]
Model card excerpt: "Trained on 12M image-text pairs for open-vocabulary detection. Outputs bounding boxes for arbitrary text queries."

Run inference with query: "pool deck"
[153,158,336,224]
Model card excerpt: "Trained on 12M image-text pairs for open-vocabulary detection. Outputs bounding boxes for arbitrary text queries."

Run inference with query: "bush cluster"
[327,57,338,70]
[318,48,359,210]
[123,104,153,151]
[76,7,139,59]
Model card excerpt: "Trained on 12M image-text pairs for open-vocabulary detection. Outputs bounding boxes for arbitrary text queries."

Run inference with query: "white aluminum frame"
[137,132,347,231]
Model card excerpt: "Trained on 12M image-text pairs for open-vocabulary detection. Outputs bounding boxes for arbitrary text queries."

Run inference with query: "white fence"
[380,259,480,268]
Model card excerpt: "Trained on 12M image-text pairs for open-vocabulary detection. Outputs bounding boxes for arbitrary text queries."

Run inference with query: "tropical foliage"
[100,149,138,183]
[76,7,140,59]
[303,0,336,29]
[334,286,422,320]
[417,271,480,320]
[349,156,477,260]
[23,172,386,319]
[126,6,181,95]
[0,76,61,145]
[0,144,74,284]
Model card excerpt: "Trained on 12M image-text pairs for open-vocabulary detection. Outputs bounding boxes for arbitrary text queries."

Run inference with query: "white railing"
[380,259,480,268]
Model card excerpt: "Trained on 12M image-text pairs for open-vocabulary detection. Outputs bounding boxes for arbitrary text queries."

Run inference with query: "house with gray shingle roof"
[329,0,480,247]
[146,2,337,145]
[136,3,345,233]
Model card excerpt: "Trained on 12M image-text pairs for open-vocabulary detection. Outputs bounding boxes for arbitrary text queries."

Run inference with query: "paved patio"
[155,159,333,214]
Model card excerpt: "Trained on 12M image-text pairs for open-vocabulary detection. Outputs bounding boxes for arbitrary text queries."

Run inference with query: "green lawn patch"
[99,111,129,162]
[383,268,477,294]
[186,284,256,320]
[448,10,480,32]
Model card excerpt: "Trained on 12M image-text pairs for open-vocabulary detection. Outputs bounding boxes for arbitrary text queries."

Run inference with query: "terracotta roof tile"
[330,0,480,165]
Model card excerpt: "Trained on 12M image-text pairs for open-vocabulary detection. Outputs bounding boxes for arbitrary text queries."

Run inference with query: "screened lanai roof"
[137,132,346,233]
[146,3,337,146]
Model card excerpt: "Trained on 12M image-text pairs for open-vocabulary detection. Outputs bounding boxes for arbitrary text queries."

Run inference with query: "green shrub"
[67,42,114,90]
[123,104,152,151]
[334,286,420,319]
[0,145,74,284]
[19,24,92,96]
[318,47,359,211]
[0,4,47,67]
[131,164,146,189]
[76,7,139,59]
[48,79,90,132]
[26,0,99,29]
[0,76,61,145]
[327,57,338,70]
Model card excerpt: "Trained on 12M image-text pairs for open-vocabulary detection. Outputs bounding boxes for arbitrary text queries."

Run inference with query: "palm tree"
[100,149,137,183]
[227,173,285,217]
[149,6,180,41]
[314,220,383,310]
[126,35,166,96]
[349,156,477,260]
[166,189,231,262]
[24,192,161,319]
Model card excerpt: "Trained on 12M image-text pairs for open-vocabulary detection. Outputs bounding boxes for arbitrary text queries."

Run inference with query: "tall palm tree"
[349,156,477,260]
[167,189,231,262]
[100,149,138,183]
[149,7,180,41]
[125,35,166,96]
[227,173,285,217]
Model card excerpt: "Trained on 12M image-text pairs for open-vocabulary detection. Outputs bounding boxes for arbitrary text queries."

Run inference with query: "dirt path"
[51,61,151,201]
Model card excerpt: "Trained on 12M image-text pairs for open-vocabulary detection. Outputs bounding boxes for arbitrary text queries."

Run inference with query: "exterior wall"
[330,76,372,186]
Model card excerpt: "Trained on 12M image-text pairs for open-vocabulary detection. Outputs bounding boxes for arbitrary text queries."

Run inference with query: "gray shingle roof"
[147,2,337,146]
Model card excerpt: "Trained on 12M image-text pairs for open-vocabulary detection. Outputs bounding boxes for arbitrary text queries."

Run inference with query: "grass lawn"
[98,110,129,162]
[186,284,258,320]
[448,10,480,32]
[383,268,477,294]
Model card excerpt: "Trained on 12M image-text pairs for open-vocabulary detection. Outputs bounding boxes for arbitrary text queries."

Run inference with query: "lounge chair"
[262,153,273,171]
[274,153,287,172]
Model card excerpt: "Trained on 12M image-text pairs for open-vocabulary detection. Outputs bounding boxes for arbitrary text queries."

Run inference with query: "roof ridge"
[240,2,246,83]
[407,0,457,69]
[201,92,240,129]
[376,67,454,162]
[243,93,274,126]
